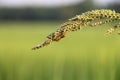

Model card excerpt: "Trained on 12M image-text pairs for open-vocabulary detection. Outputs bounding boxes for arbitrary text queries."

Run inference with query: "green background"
[0,22,120,80]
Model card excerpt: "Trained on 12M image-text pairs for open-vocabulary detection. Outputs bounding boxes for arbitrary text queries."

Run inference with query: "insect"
[32,9,120,50]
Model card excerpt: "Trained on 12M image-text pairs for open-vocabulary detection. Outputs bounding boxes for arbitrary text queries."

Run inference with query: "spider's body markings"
[32,9,120,50]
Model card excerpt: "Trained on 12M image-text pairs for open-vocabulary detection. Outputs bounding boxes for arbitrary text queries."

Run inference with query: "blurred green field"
[0,21,120,80]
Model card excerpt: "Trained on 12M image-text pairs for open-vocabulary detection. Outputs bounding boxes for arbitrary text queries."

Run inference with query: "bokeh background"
[0,0,120,80]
